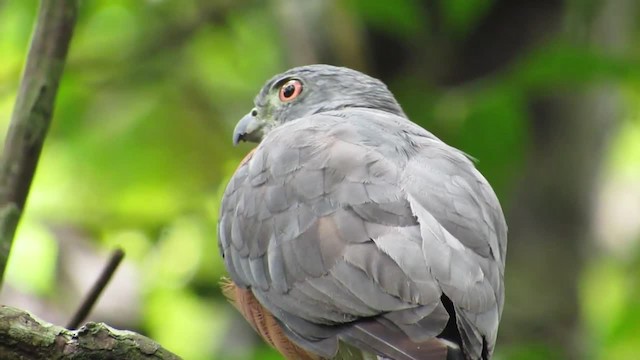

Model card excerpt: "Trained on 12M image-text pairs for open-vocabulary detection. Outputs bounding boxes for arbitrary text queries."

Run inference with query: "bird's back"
[219,109,506,360]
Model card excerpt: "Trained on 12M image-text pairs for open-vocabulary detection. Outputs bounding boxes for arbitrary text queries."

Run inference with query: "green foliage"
[439,0,493,37]
[5,219,57,296]
[582,251,640,359]
[346,0,425,35]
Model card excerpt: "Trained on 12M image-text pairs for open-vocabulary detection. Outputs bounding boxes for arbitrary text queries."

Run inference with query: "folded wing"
[218,110,506,360]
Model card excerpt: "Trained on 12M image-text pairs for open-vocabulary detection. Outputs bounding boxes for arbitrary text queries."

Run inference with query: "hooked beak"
[233,110,265,145]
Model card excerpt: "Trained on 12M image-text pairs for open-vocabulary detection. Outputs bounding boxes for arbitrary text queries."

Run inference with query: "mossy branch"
[0,305,181,360]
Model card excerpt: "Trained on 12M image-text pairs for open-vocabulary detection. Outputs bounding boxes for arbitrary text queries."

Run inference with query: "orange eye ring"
[279,79,303,102]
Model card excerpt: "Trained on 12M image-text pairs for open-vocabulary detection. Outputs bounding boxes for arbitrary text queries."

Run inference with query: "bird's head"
[233,64,405,144]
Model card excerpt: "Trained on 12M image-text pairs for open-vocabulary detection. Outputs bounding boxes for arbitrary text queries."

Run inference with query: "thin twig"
[0,0,78,285]
[67,248,125,329]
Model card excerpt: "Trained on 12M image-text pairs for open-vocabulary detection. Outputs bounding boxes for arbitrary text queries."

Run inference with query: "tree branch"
[0,0,78,284]
[0,305,181,360]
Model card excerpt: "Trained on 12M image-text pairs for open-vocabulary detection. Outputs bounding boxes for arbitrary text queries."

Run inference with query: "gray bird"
[218,65,507,360]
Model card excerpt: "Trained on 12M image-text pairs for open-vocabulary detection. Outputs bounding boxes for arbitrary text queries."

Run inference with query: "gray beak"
[233,110,265,145]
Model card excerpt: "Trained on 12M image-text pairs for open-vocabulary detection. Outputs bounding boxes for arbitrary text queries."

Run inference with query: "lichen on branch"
[0,305,181,360]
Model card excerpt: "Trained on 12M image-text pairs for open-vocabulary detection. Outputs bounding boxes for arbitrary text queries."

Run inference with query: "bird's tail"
[340,319,464,360]
[222,277,463,360]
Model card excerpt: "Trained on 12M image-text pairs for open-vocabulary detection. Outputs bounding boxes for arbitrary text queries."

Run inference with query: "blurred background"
[1,0,639,359]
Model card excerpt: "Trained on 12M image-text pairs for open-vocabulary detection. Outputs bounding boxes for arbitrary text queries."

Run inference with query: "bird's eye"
[279,79,303,102]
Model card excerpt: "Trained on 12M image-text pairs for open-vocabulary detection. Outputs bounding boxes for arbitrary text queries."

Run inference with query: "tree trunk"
[502,1,634,357]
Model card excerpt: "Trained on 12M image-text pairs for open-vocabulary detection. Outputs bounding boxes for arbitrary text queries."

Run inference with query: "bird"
[218,65,507,360]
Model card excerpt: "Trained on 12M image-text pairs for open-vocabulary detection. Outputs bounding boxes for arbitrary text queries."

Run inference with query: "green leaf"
[439,0,494,37]
[346,0,424,35]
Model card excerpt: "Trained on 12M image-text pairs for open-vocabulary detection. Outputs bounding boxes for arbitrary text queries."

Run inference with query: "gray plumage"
[219,65,507,360]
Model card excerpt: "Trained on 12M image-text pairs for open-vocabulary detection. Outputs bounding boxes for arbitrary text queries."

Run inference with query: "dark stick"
[0,0,79,285]
[67,248,125,330]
